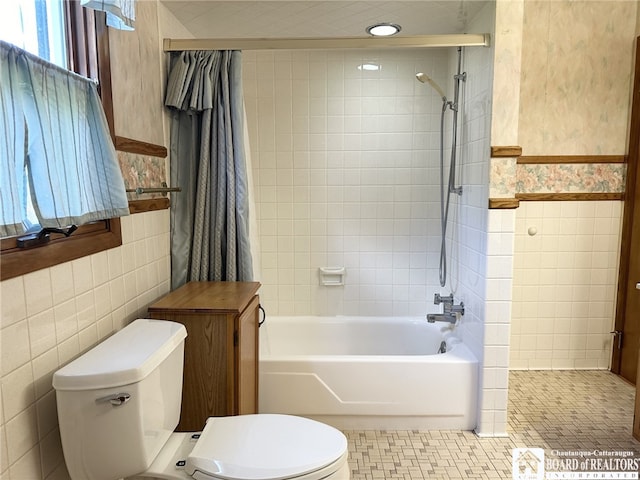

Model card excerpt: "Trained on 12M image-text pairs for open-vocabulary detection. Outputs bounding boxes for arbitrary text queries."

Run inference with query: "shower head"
[416,72,446,101]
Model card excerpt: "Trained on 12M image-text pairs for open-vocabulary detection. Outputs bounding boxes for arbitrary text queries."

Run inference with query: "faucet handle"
[434,293,454,305]
[450,302,465,315]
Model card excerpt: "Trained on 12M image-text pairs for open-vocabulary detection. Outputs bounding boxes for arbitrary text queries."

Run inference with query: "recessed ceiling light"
[366,23,401,37]
[358,63,380,71]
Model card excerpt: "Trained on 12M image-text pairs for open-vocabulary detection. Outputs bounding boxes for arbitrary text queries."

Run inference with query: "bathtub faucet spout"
[428,293,464,324]
[426,312,458,324]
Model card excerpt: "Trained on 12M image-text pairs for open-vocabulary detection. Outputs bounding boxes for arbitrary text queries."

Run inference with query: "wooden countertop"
[148,281,261,314]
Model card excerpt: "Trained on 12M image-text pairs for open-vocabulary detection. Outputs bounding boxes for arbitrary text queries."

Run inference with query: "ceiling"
[160,1,489,39]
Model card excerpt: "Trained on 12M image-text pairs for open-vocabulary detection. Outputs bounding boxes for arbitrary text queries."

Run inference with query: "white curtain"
[0,41,129,237]
[81,0,136,30]
[0,43,27,236]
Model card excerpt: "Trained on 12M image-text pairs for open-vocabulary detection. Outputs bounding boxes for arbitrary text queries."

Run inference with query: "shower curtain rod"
[162,34,490,51]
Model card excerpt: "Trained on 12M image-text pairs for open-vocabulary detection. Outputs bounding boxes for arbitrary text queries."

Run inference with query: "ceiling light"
[366,23,401,37]
[358,63,380,71]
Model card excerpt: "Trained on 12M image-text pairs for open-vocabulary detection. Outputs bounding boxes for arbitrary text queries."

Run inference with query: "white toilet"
[52,319,349,480]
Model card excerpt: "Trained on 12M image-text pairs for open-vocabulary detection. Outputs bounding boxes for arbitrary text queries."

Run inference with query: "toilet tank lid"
[53,319,187,391]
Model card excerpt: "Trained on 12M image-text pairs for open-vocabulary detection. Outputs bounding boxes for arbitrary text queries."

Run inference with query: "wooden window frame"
[0,3,121,281]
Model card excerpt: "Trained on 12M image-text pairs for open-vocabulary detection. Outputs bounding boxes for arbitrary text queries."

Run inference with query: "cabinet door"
[148,311,233,431]
[236,295,260,414]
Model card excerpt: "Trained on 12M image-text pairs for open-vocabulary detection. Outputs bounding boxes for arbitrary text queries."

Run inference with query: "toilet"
[52,319,349,480]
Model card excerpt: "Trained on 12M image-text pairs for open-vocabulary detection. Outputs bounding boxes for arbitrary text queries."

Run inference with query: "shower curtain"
[165,50,253,288]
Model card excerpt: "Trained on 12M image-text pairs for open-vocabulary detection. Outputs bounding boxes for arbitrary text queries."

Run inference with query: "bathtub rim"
[260,315,477,362]
[260,342,478,364]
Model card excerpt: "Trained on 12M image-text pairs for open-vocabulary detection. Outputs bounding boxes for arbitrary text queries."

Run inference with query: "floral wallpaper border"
[490,159,626,197]
[117,150,168,200]
[118,148,626,201]
[516,164,626,194]
[490,158,517,197]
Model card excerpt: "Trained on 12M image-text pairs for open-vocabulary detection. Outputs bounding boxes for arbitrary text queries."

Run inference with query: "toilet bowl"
[141,415,349,480]
[52,319,349,480]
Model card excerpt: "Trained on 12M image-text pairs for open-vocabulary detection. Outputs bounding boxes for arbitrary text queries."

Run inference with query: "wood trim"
[518,155,627,164]
[491,146,522,157]
[488,198,520,209]
[128,198,171,214]
[615,37,640,378]
[516,192,624,202]
[0,222,107,250]
[635,358,640,439]
[490,193,624,209]
[95,11,115,140]
[84,8,98,80]
[66,1,88,77]
[0,219,122,281]
[115,136,168,158]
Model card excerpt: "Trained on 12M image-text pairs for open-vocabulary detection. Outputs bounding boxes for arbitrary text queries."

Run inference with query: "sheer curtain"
[81,0,136,30]
[165,50,253,288]
[0,42,26,236]
[0,41,129,237]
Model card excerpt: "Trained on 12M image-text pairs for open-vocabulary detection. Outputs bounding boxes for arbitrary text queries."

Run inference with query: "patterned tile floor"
[345,371,640,479]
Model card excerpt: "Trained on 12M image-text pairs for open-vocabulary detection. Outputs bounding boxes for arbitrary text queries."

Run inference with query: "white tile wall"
[244,48,454,317]
[244,2,499,435]
[478,209,515,437]
[0,209,171,479]
[510,201,622,370]
[441,19,511,436]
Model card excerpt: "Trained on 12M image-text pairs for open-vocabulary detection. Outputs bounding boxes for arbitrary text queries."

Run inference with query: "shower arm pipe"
[162,34,490,52]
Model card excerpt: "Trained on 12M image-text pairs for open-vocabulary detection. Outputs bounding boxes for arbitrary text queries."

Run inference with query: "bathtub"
[259,316,478,430]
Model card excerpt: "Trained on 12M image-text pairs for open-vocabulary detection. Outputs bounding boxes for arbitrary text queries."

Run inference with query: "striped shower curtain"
[165,50,253,288]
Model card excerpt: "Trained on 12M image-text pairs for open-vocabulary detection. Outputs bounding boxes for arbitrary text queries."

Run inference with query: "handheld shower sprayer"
[415,72,447,102]
[416,47,466,288]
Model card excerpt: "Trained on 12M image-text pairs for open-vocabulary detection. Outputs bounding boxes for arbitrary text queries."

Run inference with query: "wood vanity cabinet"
[147,281,261,431]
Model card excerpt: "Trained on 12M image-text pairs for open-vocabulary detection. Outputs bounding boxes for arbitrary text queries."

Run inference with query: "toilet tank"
[53,319,187,480]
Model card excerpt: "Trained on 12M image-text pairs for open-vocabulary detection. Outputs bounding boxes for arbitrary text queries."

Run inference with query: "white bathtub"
[259,316,478,430]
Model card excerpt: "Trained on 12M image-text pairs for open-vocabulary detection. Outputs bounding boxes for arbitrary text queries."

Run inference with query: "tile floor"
[345,371,640,479]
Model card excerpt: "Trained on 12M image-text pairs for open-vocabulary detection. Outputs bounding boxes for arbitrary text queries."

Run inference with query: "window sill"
[128,198,170,214]
[0,219,122,281]
[0,195,172,281]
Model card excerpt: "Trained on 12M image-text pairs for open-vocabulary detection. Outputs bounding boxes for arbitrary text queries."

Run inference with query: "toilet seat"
[186,414,348,480]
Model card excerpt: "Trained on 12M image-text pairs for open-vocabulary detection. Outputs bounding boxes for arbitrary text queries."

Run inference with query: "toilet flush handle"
[96,393,131,406]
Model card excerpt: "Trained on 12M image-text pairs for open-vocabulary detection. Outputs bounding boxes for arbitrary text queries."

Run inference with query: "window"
[0,0,67,68]
[1,0,69,232]
[0,1,121,281]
